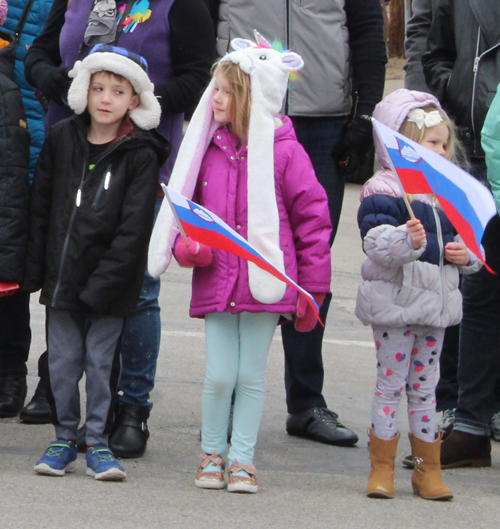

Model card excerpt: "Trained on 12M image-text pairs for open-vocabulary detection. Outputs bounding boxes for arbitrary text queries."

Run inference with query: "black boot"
[19,377,52,424]
[109,404,150,458]
[0,374,27,418]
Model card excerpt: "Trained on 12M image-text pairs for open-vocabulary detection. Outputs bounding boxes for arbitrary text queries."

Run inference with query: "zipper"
[51,136,130,306]
[432,205,445,318]
[470,31,500,157]
[52,160,87,306]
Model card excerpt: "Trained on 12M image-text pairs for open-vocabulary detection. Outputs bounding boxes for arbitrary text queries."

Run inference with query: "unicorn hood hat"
[148,30,304,304]
[67,44,161,130]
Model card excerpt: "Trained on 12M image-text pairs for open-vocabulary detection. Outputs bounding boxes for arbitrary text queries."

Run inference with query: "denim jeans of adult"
[0,290,31,376]
[281,116,346,414]
[118,196,163,409]
[455,265,500,435]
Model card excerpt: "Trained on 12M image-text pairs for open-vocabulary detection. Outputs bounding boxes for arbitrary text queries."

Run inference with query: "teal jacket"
[2,0,53,180]
[482,83,500,214]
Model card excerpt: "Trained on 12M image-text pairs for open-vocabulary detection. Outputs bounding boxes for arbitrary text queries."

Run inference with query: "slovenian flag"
[372,118,497,271]
[164,185,323,325]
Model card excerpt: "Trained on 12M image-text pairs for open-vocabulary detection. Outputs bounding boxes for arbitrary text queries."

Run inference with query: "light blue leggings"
[202,311,280,466]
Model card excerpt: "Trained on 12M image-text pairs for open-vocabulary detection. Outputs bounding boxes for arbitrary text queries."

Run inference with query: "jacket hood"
[274,115,297,143]
[0,30,15,78]
[373,88,442,170]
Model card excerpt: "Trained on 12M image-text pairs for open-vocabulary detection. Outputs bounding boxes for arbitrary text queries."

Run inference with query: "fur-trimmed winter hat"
[148,31,304,304]
[67,44,161,130]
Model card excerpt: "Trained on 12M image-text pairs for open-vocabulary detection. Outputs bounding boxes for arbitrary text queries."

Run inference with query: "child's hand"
[406,219,426,249]
[173,236,212,268]
[445,242,470,265]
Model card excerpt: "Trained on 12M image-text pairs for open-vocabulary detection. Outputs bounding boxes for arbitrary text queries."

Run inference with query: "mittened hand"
[295,292,326,332]
[31,63,71,106]
[333,116,374,175]
[173,236,212,268]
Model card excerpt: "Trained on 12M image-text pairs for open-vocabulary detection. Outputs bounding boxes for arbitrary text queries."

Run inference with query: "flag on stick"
[163,185,323,325]
[372,118,497,272]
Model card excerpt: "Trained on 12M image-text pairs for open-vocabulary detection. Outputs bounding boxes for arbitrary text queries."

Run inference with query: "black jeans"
[435,324,460,412]
[455,265,500,434]
[0,290,31,376]
[282,116,346,414]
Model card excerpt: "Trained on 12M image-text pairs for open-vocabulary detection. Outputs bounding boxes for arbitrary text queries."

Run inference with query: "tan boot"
[409,431,453,501]
[367,429,400,499]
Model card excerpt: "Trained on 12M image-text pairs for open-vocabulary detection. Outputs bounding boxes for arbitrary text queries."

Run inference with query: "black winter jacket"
[24,114,170,316]
[0,30,31,283]
[422,0,500,160]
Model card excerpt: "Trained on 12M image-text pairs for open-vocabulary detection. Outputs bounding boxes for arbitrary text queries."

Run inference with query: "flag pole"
[162,184,190,246]
[371,118,416,220]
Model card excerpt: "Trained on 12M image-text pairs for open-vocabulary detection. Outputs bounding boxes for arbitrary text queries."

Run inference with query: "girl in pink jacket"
[149,32,331,493]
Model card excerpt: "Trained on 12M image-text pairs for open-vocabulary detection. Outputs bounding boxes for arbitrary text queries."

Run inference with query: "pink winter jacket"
[187,116,332,318]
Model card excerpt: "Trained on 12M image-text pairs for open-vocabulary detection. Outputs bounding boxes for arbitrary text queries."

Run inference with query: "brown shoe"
[440,430,491,469]
[367,430,399,499]
[410,432,453,501]
[227,460,258,493]
[195,451,226,489]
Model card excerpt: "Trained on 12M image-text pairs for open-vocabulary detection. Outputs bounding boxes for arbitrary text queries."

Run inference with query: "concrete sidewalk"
[1,183,499,529]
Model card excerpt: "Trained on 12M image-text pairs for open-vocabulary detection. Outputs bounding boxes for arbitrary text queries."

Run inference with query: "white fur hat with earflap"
[148,30,304,305]
[67,44,161,130]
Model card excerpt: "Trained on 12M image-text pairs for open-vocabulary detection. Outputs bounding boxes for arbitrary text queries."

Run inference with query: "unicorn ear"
[231,37,255,51]
[281,51,304,71]
[254,29,272,48]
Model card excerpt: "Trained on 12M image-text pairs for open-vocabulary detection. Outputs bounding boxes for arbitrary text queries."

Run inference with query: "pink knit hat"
[0,0,8,27]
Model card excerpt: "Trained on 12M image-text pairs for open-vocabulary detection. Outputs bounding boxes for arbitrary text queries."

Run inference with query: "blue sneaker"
[86,447,126,481]
[34,440,77,476]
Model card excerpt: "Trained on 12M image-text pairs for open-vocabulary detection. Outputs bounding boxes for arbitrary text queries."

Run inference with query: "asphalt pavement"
[1,182,499,528]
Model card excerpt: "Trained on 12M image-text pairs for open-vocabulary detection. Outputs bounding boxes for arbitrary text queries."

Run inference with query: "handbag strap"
[13,0,37,41]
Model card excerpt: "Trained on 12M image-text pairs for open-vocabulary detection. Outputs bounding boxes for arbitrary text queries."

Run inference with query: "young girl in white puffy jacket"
[356,89,482,501]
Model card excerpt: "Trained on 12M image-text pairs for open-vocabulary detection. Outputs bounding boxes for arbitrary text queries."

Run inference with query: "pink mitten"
[173,236,212,268]
[295,292,325,332]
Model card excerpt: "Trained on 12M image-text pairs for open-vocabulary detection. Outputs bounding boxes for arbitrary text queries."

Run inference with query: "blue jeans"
[118,196,163,408]
[291,116,346,242]
[281,117,346,414]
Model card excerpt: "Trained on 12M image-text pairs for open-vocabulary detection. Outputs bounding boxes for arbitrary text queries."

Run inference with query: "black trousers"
[281,293,332,414]
[0,291,31,376]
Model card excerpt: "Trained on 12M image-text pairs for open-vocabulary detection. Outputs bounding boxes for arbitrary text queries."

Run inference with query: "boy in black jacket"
[25,44,170,481]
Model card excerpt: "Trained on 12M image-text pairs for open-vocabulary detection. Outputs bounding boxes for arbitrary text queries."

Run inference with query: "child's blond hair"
[213,60,251,142]
[399,105,467,165]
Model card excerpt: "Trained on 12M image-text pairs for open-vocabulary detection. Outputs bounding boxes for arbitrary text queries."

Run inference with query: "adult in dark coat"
[422,0,500,468]
[0,19,31,417]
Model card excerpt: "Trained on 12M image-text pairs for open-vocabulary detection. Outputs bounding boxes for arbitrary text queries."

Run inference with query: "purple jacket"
[188,116,332,318]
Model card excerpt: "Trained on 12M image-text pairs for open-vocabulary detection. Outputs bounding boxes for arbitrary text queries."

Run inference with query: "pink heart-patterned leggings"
[371,324,445,442]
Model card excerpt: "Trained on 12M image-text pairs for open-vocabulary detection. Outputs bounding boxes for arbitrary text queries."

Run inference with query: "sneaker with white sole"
[491,411,500,442]
[227,460,258,493]
[438,408,456,438]
[85,447,126,481]
[34,440,77,476]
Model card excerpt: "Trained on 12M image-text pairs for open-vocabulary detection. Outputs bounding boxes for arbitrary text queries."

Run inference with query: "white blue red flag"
[372,118,497,271]
[164,186,323,325]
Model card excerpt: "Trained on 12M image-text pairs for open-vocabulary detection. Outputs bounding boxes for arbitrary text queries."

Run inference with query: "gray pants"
[47,308,123,447]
